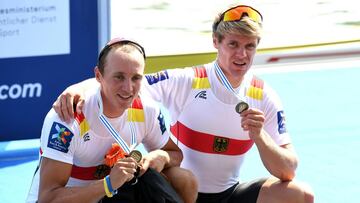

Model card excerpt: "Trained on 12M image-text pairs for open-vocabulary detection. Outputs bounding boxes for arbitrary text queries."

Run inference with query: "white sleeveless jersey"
[26,88,169,203]
[143,62,291,193]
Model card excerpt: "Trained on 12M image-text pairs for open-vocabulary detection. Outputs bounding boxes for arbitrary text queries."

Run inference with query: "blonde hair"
[212,6,263,42]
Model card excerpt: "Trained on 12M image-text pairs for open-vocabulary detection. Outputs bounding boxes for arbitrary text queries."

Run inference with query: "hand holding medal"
[104,144,142,185]
[127,150,142,185]
[129,149,142,163]
[104,144,142,166]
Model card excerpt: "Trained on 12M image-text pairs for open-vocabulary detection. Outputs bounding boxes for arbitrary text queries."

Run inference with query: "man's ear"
[212,34,219,49]
[94,66,102,82]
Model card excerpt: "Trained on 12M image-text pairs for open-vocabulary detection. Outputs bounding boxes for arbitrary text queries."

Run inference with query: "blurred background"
[1,0,359,202]
[111,0,360,55]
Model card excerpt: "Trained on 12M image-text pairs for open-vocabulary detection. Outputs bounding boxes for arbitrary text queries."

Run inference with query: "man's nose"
[122,79,133,92]
[236,47,247,58]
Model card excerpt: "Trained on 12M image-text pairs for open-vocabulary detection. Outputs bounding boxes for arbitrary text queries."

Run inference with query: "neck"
[224,72,243,88]
[103,106,124,118]
[215,65,244,88]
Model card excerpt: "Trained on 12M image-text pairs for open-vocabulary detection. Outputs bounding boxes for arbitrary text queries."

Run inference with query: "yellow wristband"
[103,177,113,198]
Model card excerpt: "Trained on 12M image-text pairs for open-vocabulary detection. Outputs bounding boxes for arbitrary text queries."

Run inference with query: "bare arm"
[53,78,98,122]
[254,132,298,181]
[241,108,298,181]
[140,138,183,174]
[38,157,137,203]
[38,158,104,203]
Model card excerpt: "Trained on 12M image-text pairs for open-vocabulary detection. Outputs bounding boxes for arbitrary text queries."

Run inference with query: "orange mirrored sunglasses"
[222,5,263,23]
[213,5,263,31]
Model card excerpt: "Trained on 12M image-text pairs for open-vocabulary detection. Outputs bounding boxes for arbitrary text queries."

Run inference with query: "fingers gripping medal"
[128,150,142,185]
[129,150,142,163]
[235,101,249,114]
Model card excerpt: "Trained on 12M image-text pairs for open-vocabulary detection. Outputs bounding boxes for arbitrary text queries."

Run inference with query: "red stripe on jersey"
[131,97,143,109]
[170,122,254,155]
[251,76,264,89]
[71,165,109,180]
[193,66,207,78]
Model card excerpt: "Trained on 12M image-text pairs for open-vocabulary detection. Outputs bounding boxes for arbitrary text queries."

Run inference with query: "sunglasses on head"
[98,37,146,63]
[213,5,263,31]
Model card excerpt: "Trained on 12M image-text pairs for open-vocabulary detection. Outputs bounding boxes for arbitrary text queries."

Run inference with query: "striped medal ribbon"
[214,62,249,114]
[96,88,136,154]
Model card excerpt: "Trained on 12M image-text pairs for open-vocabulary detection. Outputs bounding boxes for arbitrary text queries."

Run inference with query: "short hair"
[97,38,146,74]
[212,5,263,42]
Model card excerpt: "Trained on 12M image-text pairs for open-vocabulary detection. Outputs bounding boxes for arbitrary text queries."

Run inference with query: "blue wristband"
[105,175,117,195]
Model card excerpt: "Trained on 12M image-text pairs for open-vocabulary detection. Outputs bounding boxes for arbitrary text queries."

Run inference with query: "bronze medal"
[129,150,142,163]
[235,101,249,114]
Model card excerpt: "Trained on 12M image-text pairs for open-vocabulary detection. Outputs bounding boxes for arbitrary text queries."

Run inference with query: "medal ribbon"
[214,61,246,101]
[97,88,136,154]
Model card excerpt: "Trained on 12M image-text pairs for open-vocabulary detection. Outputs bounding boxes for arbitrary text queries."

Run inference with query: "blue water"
[242,66,360,203]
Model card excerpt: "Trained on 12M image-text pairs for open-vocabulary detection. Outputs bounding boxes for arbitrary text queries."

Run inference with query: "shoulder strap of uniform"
[127,97,145,122]
[192,66,211,89]
[74,111,90,138]
[246,76,264,100]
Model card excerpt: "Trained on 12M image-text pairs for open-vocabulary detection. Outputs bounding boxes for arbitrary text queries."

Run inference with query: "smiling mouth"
[234,61,246,66]
[117,94,132,100]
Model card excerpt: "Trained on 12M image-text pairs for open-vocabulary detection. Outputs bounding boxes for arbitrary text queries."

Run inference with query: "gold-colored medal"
[129,150,142,163]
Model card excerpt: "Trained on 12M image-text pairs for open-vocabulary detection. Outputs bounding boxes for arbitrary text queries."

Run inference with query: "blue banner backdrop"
[0,0,99,141]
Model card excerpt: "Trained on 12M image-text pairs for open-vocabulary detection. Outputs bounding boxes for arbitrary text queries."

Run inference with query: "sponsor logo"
[213,136,229,153]
[145,70,169,85]
[0,83,42,100]
[157,110,166,134]
[83,133,90,142]
[277,110,287,134]
[195,90,207,99]
[47,122,73,153]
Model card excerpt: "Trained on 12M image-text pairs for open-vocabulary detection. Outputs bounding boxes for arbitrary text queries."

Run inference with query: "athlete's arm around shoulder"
[53,78,99,123]
[53,68,195,123]
[38,110,106,203]
[142,67,194,112]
